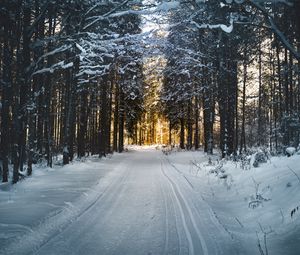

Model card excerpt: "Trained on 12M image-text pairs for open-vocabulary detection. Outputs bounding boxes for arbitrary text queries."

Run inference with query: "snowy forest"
[1,0,300,254]
[0,0,299,183]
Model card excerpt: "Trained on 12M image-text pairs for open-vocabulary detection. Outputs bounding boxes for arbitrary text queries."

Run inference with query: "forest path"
[2,148,244,255]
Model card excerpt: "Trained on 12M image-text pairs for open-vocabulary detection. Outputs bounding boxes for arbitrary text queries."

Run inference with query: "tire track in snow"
[160,164,186,255]
[159,172,170,255]
[161,160,209,255]
[165,155,238,255]
[169,182,185,255]
[161,163,194,255]
[165,157,194,190]
[161,171,184,255]
[34,168,131,255]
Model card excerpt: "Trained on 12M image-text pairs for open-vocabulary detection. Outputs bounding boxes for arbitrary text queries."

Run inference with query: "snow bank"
[165,150,300,254]
[0,154,126,254]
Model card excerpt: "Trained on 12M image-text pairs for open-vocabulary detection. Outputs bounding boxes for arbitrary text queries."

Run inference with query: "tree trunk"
[118,87,125,153]
[194,95,199,150]
[180,116,185,149]
[1,20,12,182]
[240,54,247,153]
[187,101,193,150]
[99,79,108,157]
[113,82,119,152]
[77,89,88,158]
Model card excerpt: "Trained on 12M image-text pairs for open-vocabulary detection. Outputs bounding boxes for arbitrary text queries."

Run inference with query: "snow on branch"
[34,44,72,69]
[110,1,180,17]
[75,43,86,55]
[83,0,130,30]
[225,0,293,5]
[190,18,234,33]
[77,64,111,77]
[41,45,72,59]
[153,1,180,12]
[33,61,73,76]
[83,0,181,30]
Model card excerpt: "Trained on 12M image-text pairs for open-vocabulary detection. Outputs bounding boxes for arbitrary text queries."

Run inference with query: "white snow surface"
[156,1,180,12]
[1,147,300,255]
[286,147,296,156]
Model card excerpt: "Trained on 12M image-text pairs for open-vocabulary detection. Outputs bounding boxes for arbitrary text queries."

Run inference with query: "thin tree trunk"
[194,95,199,150]
[240,54,247,153]
[113,82,119,152]
[118,87,125,153]
[187,101,193,150]
[99,79,108,157]
[180,116,185,150]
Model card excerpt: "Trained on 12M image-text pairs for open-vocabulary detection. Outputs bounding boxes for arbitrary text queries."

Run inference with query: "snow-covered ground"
[165,149,300,255]
[0,147,299,255]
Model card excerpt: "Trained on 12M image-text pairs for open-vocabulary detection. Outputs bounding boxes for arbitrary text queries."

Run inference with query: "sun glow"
[139,56,169,145]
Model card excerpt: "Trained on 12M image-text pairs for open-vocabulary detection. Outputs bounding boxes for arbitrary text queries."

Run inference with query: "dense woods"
[0,0,144,183]
[162,0,300,157]
[1,0,300,183]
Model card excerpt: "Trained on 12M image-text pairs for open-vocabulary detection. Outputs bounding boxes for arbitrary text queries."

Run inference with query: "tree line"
[162,0,300,157]
[1,0,300,184]
[0,0,144,183]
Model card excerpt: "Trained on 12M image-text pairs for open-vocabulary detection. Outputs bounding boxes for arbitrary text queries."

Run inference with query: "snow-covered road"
[1,148,244,255]
[2,147,300,255]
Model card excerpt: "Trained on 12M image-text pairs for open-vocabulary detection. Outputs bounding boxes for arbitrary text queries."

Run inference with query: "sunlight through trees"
[1,0,300,183]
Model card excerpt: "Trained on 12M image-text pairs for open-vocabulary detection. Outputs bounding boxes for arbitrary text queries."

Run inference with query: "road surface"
[3,148,245,255]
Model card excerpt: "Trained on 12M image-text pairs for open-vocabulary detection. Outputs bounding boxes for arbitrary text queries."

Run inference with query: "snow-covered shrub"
[248,199,262,209]
[209,160,225,176]
[239,153,251,170]
[162,145,173,155]
[219,173,228,179]
[286,147,296,157]
[248,178,271,209]
[248,192,271,209]
[208,157,213,165]
[251,150,269,168]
